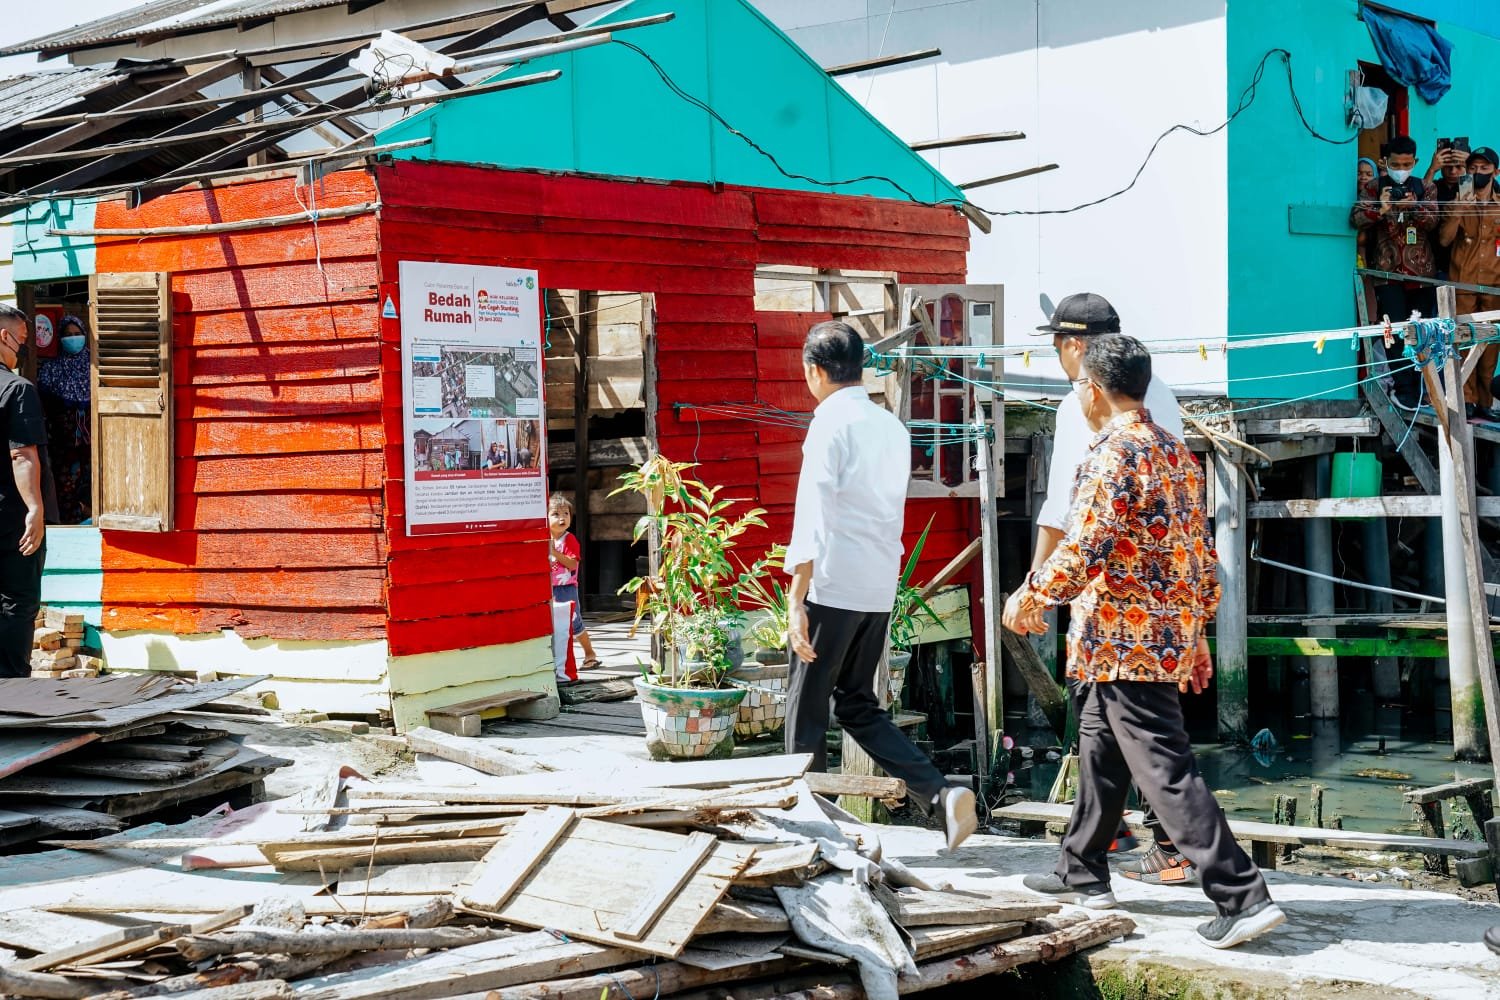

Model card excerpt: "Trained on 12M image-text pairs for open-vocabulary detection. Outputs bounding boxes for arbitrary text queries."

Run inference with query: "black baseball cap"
[1034,292,1122,336]
[1468,146,1499,169]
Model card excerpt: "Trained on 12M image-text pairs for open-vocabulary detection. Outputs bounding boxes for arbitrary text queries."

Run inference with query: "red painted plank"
[653,380,755,405]
[758,441,803,476]
[386,606,551,658]
[752,189,969,238]
[172,261,377,313]
[178,415,384,457]
[377,205,759,246]
[105,568,384,608]
[756,382,814,413]
[755,312,831,348]
[183,378,381,419]
[387,574,549,621]
[184,452,385,494]
[382,513,546,552]
[379,220,757,269]
[181,340,380,385]
[757,424,809,445]
[749,241,968,276]
[653,294,757,325]
[655,350,756,381]
[756,223,968,254]
[897,271,968,285]
[103,529,386,571]
[386,539,547,587]
[654,323,757,351]
[173,492,382,530]
[377,251,749,300]
[101,605,386,641]
[652,430,757,462]
[182,303,378,347]
[756,347,805,379]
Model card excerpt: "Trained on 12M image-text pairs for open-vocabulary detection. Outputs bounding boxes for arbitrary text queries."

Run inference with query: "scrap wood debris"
[0,726,1133,999]
[0,675,289,850]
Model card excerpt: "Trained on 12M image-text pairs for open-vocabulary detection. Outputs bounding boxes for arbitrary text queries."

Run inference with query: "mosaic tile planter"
[634,676,746,760]
[887,650,912,711]
[727,660,789,739]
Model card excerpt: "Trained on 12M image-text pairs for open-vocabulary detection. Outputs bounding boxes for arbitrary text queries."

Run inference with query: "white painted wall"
[755,0,1229,395]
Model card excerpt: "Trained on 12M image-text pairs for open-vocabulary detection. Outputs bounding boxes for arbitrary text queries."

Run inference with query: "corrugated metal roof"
[0,67,127,134]
[0,0,353,57]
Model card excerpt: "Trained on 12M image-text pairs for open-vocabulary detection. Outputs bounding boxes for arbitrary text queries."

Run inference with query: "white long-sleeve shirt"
[1036,374,1185,531]
[784,386,909,613]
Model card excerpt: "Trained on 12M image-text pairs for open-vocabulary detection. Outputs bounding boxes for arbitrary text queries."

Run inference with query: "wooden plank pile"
[0,733,1133,998]
[31,608,101,679]
[0,675,289,848]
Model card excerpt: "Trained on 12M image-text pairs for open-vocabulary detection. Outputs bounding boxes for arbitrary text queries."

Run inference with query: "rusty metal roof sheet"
[0,0,353,57]
[0,66,127,134]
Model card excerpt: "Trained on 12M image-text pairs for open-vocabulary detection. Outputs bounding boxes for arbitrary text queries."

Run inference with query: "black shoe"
[1196,900,1286,949]
[1468,403,1498,423]
[1021,872,1118,910]
[1486,925,1500,957]
[1392,389,1420,411]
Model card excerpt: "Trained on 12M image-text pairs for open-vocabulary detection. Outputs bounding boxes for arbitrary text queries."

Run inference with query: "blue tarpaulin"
[1363,5,1454,103]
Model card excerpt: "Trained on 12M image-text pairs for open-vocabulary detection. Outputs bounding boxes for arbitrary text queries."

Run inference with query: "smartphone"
[1457,136,1470,148]
[1438,137,1452,151]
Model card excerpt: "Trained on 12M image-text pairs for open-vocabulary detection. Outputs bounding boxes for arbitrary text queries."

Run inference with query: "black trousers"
[0,537,44,679]
[1374,283,1438,404]
[1058,681,1270,917]
[1068,679,1165,838]
[785,602,948,804]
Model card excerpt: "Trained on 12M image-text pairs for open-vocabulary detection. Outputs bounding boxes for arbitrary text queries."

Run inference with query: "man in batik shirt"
[1009,335,1284,950]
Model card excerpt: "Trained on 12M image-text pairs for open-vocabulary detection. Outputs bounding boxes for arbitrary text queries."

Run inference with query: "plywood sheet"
[468,815,754,958]
[0,675,180,718]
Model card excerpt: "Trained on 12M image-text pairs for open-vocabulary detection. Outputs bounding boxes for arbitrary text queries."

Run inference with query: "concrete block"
[505,693,560,721]
[427,713,480,737]
[1456,856,1494,888]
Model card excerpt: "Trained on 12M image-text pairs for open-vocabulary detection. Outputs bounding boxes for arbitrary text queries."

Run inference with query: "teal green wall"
[1228,1,1500,399]
[378,0,963,203]
[42,526,102,649]
[10,200,96,283]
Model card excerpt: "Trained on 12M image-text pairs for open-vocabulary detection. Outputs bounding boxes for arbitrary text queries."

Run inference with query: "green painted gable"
[377,0,964,204]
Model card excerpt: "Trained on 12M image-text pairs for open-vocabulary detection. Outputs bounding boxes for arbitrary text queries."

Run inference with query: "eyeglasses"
[1071,377,1095,392]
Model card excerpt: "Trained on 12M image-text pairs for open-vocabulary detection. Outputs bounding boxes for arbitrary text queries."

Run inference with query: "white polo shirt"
[1036,374,1185,531]
[784,386,909,613]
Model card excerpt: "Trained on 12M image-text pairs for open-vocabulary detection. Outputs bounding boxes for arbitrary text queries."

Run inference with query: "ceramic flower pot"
[726,661,790,739]
[754,646,789,666]
[634,676,746,760]
[886,650,912,711]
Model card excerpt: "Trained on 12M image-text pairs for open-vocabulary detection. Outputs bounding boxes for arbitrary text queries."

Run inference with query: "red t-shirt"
[551,531,579,587]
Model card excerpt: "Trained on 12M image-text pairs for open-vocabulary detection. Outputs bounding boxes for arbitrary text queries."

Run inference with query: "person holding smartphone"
[1352,135,1441,408]
[1429,138,1471,276]
[1438,146,1500,420]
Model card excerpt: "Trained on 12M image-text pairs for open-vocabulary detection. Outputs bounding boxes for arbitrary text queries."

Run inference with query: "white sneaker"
[937,785,977,851]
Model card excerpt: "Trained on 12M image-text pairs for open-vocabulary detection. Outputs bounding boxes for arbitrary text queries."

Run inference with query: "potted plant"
[726,545,791,739]
[886,519,944,712]
[614,457,767,759]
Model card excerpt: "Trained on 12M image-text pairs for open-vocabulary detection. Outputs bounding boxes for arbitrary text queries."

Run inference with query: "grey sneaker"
[937,785,977,851]
[1021,872,1118,910]
[1197,900,1286,949]
[1485,926,1500,957]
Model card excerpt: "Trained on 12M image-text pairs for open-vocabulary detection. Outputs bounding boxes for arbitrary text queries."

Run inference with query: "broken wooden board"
[406,726,550,776]
[697,898,791,936]
[908,921,1027,961]
[734,842,826,888]
[336,862,475,897]
[0,730,100,779]
[461,812,755,958]
[0,675,181,719]
[802,772,906,802]
[0,741,275,799]
[292,930,633,1000]
[424,691,547,737]
[4,677,267,730]
[872,884,1060,928]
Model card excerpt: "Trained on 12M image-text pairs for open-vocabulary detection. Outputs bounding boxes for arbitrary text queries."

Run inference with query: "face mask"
[61,334,85,355]
[1476,173,1494,191]
[1388,168,1413,183]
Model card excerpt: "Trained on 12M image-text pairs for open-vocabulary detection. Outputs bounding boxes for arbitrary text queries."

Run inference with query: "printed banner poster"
[399,260,547,536]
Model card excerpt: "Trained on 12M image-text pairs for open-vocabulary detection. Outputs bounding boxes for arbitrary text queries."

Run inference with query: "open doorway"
[1355,60,1409,165]
[15,279,92,526]
[543,290,653,614]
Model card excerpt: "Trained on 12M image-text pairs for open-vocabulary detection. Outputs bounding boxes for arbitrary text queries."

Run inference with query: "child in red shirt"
[549,494,599,669]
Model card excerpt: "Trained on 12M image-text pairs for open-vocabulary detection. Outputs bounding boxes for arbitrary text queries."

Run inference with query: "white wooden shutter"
[89,272,173,532]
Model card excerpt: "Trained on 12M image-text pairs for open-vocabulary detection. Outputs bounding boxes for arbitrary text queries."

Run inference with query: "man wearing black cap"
[1438,145,1500,420]
[1003,293,1194,886]
[1427,138,1470,276]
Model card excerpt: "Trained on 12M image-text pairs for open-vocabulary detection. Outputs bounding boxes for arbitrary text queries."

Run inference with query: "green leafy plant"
[613,456,768,689]
[890,517,945,652]
[737,544,789,652]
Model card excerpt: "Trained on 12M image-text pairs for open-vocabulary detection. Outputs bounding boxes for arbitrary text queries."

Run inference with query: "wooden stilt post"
[1305,455,1339,720]
[1363,518,1401,701]
[1434,286,1500,763]
[1213,450,1249,741]
[976,404,1004,781]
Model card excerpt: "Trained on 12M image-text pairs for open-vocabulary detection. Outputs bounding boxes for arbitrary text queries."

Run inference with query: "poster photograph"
[399,261,547,536]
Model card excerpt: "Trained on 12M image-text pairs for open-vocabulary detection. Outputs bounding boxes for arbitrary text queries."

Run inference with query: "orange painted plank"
[386,606,551,658]
[103,529,386,571]
[104,568,384,608]
[101,604,386,641]
[183,452,385,493]
[94,169,377,234]
[183,379,380,418]
[178,415,384,457]
[101,216,376,275]
[173,492,382,530]
[172,260,376,313]
[181,303,377,347]
[181,341,380,385]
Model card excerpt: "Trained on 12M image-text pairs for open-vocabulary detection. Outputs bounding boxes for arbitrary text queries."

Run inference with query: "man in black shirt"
[0,304,46,677]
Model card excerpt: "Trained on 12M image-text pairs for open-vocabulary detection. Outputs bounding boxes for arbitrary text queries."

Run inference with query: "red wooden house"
[48,0,981,729]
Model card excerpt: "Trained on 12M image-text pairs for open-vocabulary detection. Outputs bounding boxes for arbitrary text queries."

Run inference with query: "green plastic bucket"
[1330,452,1381,521]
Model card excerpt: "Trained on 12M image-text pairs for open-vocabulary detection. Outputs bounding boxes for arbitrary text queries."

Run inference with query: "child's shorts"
[552,584,584,636]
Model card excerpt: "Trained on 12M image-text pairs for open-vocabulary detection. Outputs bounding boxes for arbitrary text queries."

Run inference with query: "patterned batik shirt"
[1018,409,1221,684]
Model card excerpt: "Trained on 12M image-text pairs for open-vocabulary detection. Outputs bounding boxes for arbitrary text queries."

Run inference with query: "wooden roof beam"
[957,163,1059,190]
[825,49,941,77]
[909,132,1025,152]
[258,65,366,140]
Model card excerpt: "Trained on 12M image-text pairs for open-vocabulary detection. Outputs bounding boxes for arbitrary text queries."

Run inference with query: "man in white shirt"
[785,321,978,851]
[1005,292,1195,887]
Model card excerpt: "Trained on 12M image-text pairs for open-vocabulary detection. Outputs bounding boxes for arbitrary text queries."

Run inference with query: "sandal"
[580,657,602,670]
